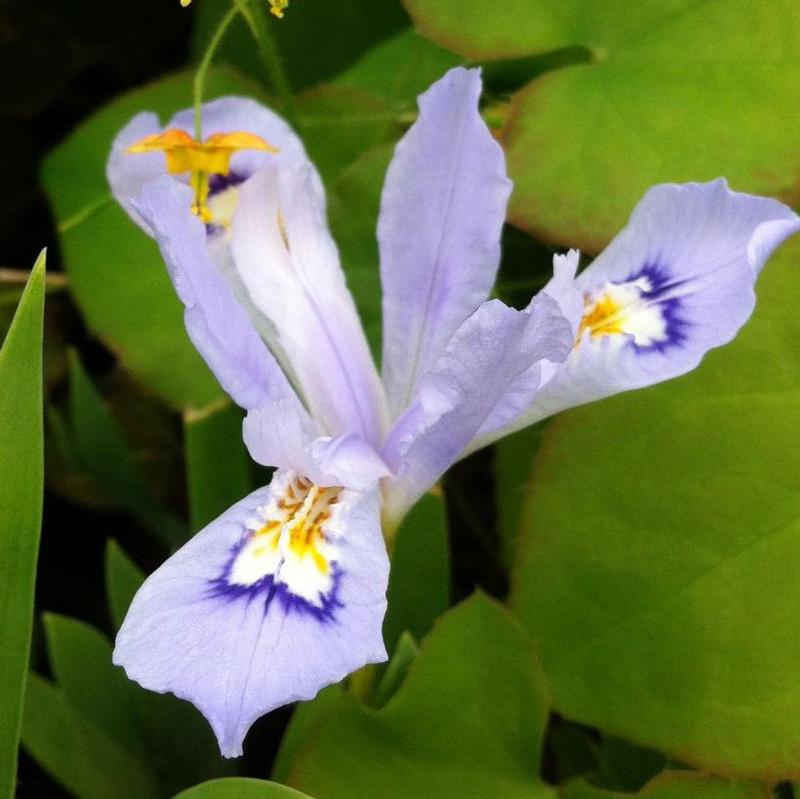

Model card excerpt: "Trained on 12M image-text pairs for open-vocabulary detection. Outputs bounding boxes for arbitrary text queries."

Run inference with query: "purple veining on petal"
[625,262,692,353]
[207,531,343,624]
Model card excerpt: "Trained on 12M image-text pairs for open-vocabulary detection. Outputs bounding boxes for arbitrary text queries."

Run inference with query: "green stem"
[235,0,297,127]
[193,3,241,139]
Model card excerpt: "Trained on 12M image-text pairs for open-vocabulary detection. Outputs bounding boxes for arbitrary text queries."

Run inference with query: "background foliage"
[2,0,799,797]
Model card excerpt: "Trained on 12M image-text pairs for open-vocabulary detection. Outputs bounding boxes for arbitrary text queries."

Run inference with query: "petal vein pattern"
[479,179,800,445]
[232,165,386,443]
[114,477,388,759]
[132,176,301,412]
[382,295,573,520]
[379,67,513,418]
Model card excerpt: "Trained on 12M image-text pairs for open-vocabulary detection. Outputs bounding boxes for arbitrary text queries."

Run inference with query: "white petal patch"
[578,267,686,351]
[215,471,344,617]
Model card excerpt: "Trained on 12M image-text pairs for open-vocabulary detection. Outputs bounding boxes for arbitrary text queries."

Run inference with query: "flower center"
[217,474,344,615]
[578,272,682,349]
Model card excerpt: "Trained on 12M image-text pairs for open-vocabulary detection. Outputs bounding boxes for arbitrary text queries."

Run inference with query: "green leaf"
[69,351,185,546]
[271,686,346,785]
[494,423,548,570]
[0,252,45,799]
[184,401,253,532]
[335,29,462,108]
[105,539,145,630]
[43,614,148,760]
[172,777,313,799]
[41,69,258,410]
[193,0,407,92]
[372,631,419,709]
[561,772,769,799]
[404,0,800,251]
[510,240,800,779]
[590,737,666,793]
[285,593,555,798]
[295,85,402,184]
[327,144,394,360]
[383,492,450,655]
[22,672,160,799]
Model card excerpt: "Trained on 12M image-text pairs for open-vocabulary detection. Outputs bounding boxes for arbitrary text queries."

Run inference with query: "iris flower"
[106,67,799,757]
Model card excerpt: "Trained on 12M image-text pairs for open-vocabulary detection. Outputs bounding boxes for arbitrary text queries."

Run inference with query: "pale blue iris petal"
[489,179,800,440]
[113,478,388,758]
[382,294,573,521]
[231,165,387,444]
[132,176,300,412]
[379,67,513,419]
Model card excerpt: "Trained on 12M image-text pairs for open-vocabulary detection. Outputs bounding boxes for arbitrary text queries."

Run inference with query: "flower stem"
[234,0,297,127]
[193,2,241,140]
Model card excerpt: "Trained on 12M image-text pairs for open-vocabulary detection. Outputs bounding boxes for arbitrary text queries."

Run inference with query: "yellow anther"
[180,0,191,6]
[127,128,278,222]
[269,0,290,18]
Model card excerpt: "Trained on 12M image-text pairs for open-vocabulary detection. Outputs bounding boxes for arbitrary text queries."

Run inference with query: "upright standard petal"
[114,474,389,758]
[231,165,386,444]
[378,66,513,418]
[495,180,800,437]
[382,295,573,521]
[132,176,301,411]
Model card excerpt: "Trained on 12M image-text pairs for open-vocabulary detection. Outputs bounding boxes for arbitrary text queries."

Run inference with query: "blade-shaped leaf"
[21,672,160,799]
[184,401,253,532]
[105,539,145,631]
[0,252,45,798]
[69,351,185,547]
[383,492,450,656]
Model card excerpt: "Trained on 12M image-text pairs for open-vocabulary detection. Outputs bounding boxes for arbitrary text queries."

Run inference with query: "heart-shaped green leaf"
[285,593,555,799]
[511,240,800,779]
[404,0,800,251]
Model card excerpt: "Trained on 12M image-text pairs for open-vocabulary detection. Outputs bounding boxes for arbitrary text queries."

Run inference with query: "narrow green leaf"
[383,492,450,656]
[69,350,185,546]
[184,401,253,532]
[172,777,313,799]
[21,672,160,799]
[372,631,419,709]
[286,594,555,799]
[0,252,45,798]
[494,423,547,569]
[43,614,147,759]
[105,539,145,630]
